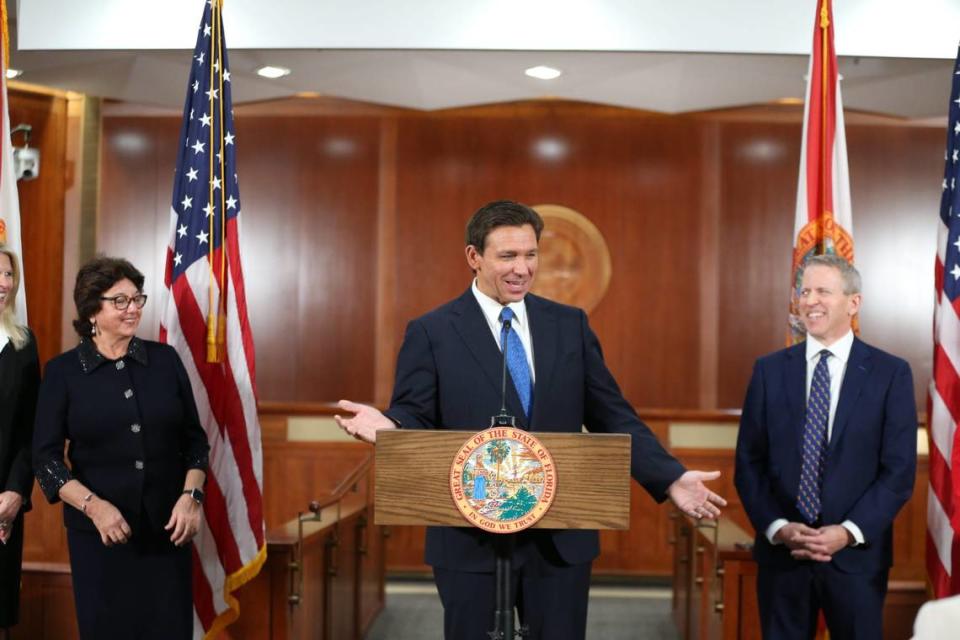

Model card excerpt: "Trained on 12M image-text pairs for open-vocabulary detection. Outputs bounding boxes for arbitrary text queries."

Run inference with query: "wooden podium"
[375,429,633,530]
[375,428,633,638]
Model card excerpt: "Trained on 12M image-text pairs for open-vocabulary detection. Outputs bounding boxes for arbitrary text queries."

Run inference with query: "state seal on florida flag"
[450,428,557,533]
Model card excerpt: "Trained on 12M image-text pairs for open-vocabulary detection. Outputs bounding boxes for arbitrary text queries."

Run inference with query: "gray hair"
[799,254,861,295]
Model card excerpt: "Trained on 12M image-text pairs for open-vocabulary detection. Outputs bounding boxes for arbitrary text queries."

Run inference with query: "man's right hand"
[773,522,819,550]
[774,522,834,562]
[334,400,396,443]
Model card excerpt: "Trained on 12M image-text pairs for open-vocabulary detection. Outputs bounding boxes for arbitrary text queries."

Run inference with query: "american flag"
[788,0,855,343]
[159,1,266,636]
[929,44,960,599]
[0,0,26,323]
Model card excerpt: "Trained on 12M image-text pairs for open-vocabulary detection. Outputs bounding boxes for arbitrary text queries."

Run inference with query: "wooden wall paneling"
[698,123,722,408]
[97,116,180,336]
[374,118,399,406]
[716,121,802,408]
[593,405,672,574]
[21,486,69,564]
[891,455,929,582]
[357,473,387,634]
[296,529,332,640]
[844,124,944,408]
[392,109,705,409]
[672,513,694,638]
[10,89,68,366]
[95,100,946,413]
[384,523,428,573]
[13,565,79,640]
[224,543,291,639]
[229,116,380,403]
[329,517,360,639]
[261,439,372,529]
[18,92,74,575]
[99,112,383,403]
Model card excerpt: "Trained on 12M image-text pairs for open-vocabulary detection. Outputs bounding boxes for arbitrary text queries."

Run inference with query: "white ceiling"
[8,0,959,119]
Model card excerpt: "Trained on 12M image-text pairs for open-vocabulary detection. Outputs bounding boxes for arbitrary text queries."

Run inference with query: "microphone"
[490,316,516,427]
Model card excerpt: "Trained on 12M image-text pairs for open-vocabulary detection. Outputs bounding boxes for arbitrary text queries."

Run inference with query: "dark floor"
[365,581,680,640]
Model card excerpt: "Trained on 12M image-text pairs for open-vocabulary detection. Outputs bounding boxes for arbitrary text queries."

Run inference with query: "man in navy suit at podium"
[336,200,727,640]
[735,254,916,639]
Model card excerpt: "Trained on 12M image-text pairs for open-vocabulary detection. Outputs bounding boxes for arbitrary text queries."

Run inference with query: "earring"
[91,321,97,337]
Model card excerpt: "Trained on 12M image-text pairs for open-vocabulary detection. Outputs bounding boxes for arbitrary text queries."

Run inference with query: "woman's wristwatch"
[182,488,205,505]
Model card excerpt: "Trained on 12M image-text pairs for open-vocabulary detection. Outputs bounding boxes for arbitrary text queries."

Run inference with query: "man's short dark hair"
[72,255,146,337]
[465,200,544,252]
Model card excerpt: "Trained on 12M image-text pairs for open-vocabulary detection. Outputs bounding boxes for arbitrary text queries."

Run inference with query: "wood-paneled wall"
[10,87,68,365]
[94,99,943,410]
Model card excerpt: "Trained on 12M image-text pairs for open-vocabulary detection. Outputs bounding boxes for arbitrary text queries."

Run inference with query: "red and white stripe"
[161,205,266,638]
[929,215,960,597]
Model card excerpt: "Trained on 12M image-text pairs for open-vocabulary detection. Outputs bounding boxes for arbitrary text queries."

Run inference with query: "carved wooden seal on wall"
[530,204,612,313]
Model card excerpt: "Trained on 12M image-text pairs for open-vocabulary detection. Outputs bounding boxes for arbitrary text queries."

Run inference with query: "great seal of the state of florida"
[449,428,557,533]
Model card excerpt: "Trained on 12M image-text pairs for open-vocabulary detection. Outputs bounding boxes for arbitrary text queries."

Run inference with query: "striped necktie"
[797,349,831,524]
[499,307,532,419]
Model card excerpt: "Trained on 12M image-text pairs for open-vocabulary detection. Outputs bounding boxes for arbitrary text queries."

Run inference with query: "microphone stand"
[487,317,527,639]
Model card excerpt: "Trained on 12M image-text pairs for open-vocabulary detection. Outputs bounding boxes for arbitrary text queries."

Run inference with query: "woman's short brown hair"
[72,256,145,337]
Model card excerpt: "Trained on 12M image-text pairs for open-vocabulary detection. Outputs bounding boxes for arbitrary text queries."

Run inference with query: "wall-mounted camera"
[11,124,39,181]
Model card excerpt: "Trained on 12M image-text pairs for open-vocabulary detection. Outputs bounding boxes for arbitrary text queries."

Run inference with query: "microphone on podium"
[490,315,516,427]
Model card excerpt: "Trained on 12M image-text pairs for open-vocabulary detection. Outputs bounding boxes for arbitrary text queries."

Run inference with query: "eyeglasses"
[100,293,148,310]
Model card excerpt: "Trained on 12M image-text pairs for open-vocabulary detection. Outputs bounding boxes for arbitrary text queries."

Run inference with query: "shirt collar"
[471,279,528,330]
[77,336,148,374]
[805,329,854,364]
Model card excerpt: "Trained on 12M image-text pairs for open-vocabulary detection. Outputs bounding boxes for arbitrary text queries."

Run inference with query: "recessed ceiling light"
[525,65,562,80]
[5,68,23,80]
[256,65,291,79]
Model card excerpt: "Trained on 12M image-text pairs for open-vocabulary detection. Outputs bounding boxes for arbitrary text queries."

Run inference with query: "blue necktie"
[499,307,533,419]
[797,349,831,524]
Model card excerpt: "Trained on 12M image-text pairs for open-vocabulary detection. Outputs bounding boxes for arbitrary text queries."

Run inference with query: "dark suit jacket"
[734,337,917,574]
[384,289,685,572]
[33,338,209,535]
[0,329,39,509]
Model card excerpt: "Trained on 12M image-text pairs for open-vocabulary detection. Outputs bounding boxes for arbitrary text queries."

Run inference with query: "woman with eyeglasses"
[0,246,39,639]
[32,256,209,639]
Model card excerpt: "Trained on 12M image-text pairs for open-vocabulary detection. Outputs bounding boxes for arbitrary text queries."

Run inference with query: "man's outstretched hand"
[667,470,727,520]
[334,400,396,443]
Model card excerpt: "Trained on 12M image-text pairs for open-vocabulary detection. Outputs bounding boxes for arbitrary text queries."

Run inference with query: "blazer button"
[134,460,144,470]
[116,360,125,370]
[131,424,141,433]
[124,389,134,399]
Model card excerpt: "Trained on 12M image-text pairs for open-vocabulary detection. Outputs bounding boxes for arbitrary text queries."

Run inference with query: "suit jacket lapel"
[785,343,807,453]
[829,338,871,449]
[526,294,558,430]
[450,289,528,427]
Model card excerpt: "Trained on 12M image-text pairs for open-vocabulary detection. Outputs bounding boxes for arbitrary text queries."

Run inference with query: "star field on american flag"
[170,0,240,281]
[941,53,960,288]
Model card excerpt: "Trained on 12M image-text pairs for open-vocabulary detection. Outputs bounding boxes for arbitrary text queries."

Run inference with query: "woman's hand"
[0,491,23,544]
[86,498,132,546]
[165,494,202,546]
